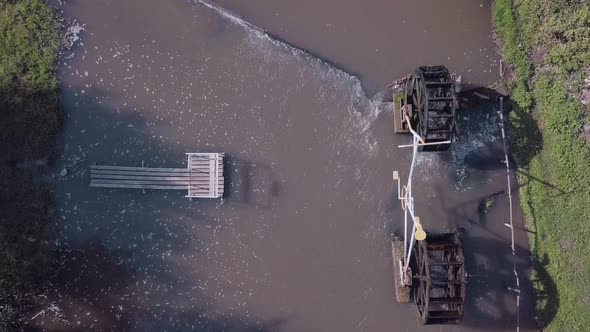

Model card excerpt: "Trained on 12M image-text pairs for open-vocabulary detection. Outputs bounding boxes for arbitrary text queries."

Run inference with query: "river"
[39,0,536,331]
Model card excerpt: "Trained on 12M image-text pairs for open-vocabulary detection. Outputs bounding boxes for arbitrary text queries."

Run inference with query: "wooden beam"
[91,165,188,172]
[90,153,224,197]
[91,179,193,185]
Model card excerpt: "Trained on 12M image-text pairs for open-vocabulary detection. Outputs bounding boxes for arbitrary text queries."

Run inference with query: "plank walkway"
[90,153,224,198]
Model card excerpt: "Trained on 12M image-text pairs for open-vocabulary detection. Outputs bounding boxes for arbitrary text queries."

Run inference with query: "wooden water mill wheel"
[404,66,457,151]
[414,232,466,324]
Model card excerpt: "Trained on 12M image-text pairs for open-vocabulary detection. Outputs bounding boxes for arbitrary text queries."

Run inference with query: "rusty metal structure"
[391,65,466,325]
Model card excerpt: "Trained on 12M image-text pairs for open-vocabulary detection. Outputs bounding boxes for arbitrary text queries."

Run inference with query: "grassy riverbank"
[493,0,590,330]
[0,0,61,328]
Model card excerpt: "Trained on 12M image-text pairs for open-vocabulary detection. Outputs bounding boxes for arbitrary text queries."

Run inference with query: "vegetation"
[0,0,61,329]
[493,0,590,330]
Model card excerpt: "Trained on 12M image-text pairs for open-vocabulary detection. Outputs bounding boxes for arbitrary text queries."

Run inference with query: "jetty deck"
[90,153,224,198]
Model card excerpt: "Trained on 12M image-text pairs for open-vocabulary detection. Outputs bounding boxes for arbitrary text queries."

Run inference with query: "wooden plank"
[191,185,218,190]
[91,179,224,186]
[209,158,216,197]
[91,179,197,184]
[189,157,218,161]
[90,169,190,176]
[187,191,214,195]
[190,188,223,193]
[191,156,222,162]
[90,175,223,183]
[91,183,192,187]
[90,183,187,190]
[91,169,190,173]
[187,153,222,157]
[91,167,190,172]
[186,187,213,191]
[91,174,223,181]
[91,165,189,173]
[198,172,222,177]
[92,178,224,183]
[91,184,191,189]
[91,179,224,185]
[91,153,224,197]
[90,173,224,182]
[189,162,217,167]
[190,154,217,158]
[91,168,218,176]
[189,164,219,168]
[91,174,191,180]
[92,179,192,185]
[90,172,223,180]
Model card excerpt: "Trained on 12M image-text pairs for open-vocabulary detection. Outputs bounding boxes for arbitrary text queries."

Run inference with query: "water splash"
[194,0,366,87]
[194,0,386,158]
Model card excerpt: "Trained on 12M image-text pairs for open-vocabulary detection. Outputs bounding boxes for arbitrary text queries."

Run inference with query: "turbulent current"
[195,0,389,157]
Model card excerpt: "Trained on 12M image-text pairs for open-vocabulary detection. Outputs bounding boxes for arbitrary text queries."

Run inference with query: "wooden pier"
[90,153,224,198]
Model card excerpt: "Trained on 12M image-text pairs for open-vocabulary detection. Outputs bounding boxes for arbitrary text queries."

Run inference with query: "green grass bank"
[493,0,590,330]
[0,0,61,329]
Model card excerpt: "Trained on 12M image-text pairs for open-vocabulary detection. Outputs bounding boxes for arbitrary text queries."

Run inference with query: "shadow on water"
[431,187,543,330]
[223,156,282,209]
[422,186,550,331]
[460,234,542,331]
[22,86,289,331]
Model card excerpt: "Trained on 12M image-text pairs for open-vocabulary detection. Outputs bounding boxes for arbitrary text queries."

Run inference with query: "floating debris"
[63,21,86,50]
[59,168,69,177]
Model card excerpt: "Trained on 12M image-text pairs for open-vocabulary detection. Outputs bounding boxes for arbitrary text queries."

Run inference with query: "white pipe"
[403,133,420,270]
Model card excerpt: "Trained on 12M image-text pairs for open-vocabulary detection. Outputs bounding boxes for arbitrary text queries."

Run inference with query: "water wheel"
[404,66,457,151]
[414,232,466,324]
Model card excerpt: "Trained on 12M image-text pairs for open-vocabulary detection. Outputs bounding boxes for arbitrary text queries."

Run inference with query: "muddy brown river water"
[40,0,537,331]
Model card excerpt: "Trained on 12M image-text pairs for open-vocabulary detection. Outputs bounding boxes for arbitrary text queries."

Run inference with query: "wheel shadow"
[460,233,542,331]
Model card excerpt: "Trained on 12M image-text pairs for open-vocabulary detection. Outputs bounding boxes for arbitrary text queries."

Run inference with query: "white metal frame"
[186,152,222,198]
[393,107,450,286]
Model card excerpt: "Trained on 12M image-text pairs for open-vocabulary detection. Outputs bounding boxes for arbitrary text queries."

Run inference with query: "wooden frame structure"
[90,153,224,198]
